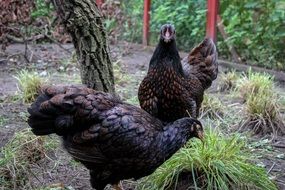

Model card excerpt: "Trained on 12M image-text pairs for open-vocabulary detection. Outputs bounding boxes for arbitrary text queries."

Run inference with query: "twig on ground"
[272,144,285,148]
[6,32,72,54]
[267,162,276,174]
[0,53,21,64]
[213,112,226,123]
[45,35,72,54]
[6,34,46,43]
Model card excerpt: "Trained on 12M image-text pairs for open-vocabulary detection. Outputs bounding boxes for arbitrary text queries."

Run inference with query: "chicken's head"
[189,119,204,141]
[160,24,175,43]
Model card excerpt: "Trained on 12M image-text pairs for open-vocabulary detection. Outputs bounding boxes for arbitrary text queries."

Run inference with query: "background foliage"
[0,0,284,69]
[119,0,285,70]
[219,0,285,69]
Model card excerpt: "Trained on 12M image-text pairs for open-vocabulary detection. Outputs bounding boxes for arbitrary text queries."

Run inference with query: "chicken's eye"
[196,124,201,130]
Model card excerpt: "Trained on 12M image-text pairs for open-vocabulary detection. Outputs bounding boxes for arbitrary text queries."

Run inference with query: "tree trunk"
[52,0,115,93]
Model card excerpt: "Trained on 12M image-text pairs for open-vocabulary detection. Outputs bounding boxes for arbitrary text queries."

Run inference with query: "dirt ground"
[0,43,285,190]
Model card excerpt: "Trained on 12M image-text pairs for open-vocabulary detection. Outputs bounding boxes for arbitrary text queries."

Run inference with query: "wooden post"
[206,0,218,43]
[143,0,151,46]
[96,0,104,7]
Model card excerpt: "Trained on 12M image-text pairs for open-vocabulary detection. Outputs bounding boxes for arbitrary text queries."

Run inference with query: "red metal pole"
[96,0,104,8]
[206,0,218,43]
[143,0,151,46]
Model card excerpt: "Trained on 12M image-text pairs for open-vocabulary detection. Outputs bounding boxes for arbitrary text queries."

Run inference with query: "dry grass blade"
[0,128,57,189]
[200,93,224,119]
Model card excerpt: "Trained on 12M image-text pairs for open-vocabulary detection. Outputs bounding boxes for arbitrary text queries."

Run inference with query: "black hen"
[138,24,218,122]
[28,85,204,190]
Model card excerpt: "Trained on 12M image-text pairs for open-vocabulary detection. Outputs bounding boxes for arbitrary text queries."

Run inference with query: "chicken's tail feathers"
[27,93,54,136]
[28,85,121,137]
[182,38,218,88]
[27,87,75,136]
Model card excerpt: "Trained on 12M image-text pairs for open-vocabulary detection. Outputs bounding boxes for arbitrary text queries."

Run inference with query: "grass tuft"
[236,70,285,137]
[239,88,285,137]
[0,129,45,188]
[236,69,273,101]
[218,70,239,92]
[200,93,224,119]
[140,127,277,190]
[0,116,8,127]
[14,70,45,103]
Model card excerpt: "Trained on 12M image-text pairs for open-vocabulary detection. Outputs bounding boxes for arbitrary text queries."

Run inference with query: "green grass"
[140,126,277,190]
[125,96,139,105]
[0,129,44,188]
[218,70,239,92]
[235,70,285,137]
[200,93,224,119]
[14,70,46,103]
[236,69,274,101]
[0,116,8,127]
[246,88,278,119]
[113,60,140,102]
[113,60,132,86]
[240,87,285,137]
[0,129,58,189]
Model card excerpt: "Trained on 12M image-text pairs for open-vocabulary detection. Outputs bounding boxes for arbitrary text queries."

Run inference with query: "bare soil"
[0,43,285,190]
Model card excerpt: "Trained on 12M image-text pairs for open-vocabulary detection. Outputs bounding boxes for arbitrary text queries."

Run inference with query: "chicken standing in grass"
[27,85,204,190]
[138,24,218,122]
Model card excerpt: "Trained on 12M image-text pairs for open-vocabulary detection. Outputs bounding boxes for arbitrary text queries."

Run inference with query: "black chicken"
[27,85,204,190]
[138,24,218,122]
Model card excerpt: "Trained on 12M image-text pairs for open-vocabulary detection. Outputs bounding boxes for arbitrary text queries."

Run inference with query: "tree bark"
[52,0,115,93]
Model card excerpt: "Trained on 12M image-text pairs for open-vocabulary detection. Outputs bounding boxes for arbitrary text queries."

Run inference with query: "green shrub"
[150,1,206,49]
[219,0,285,69]
[119,0,285,69]
[140,127,277,190]
[31,0,54,19]
[120,0,144,43]
[120,0,206,48]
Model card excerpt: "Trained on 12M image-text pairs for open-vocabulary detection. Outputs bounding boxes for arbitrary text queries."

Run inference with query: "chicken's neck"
[154,119,195,161]
[149,40,184,76]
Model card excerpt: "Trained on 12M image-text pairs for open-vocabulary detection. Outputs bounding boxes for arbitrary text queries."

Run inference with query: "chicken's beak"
[197,130,204,142]
[165,29,170,38]
[163,29,171,42]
